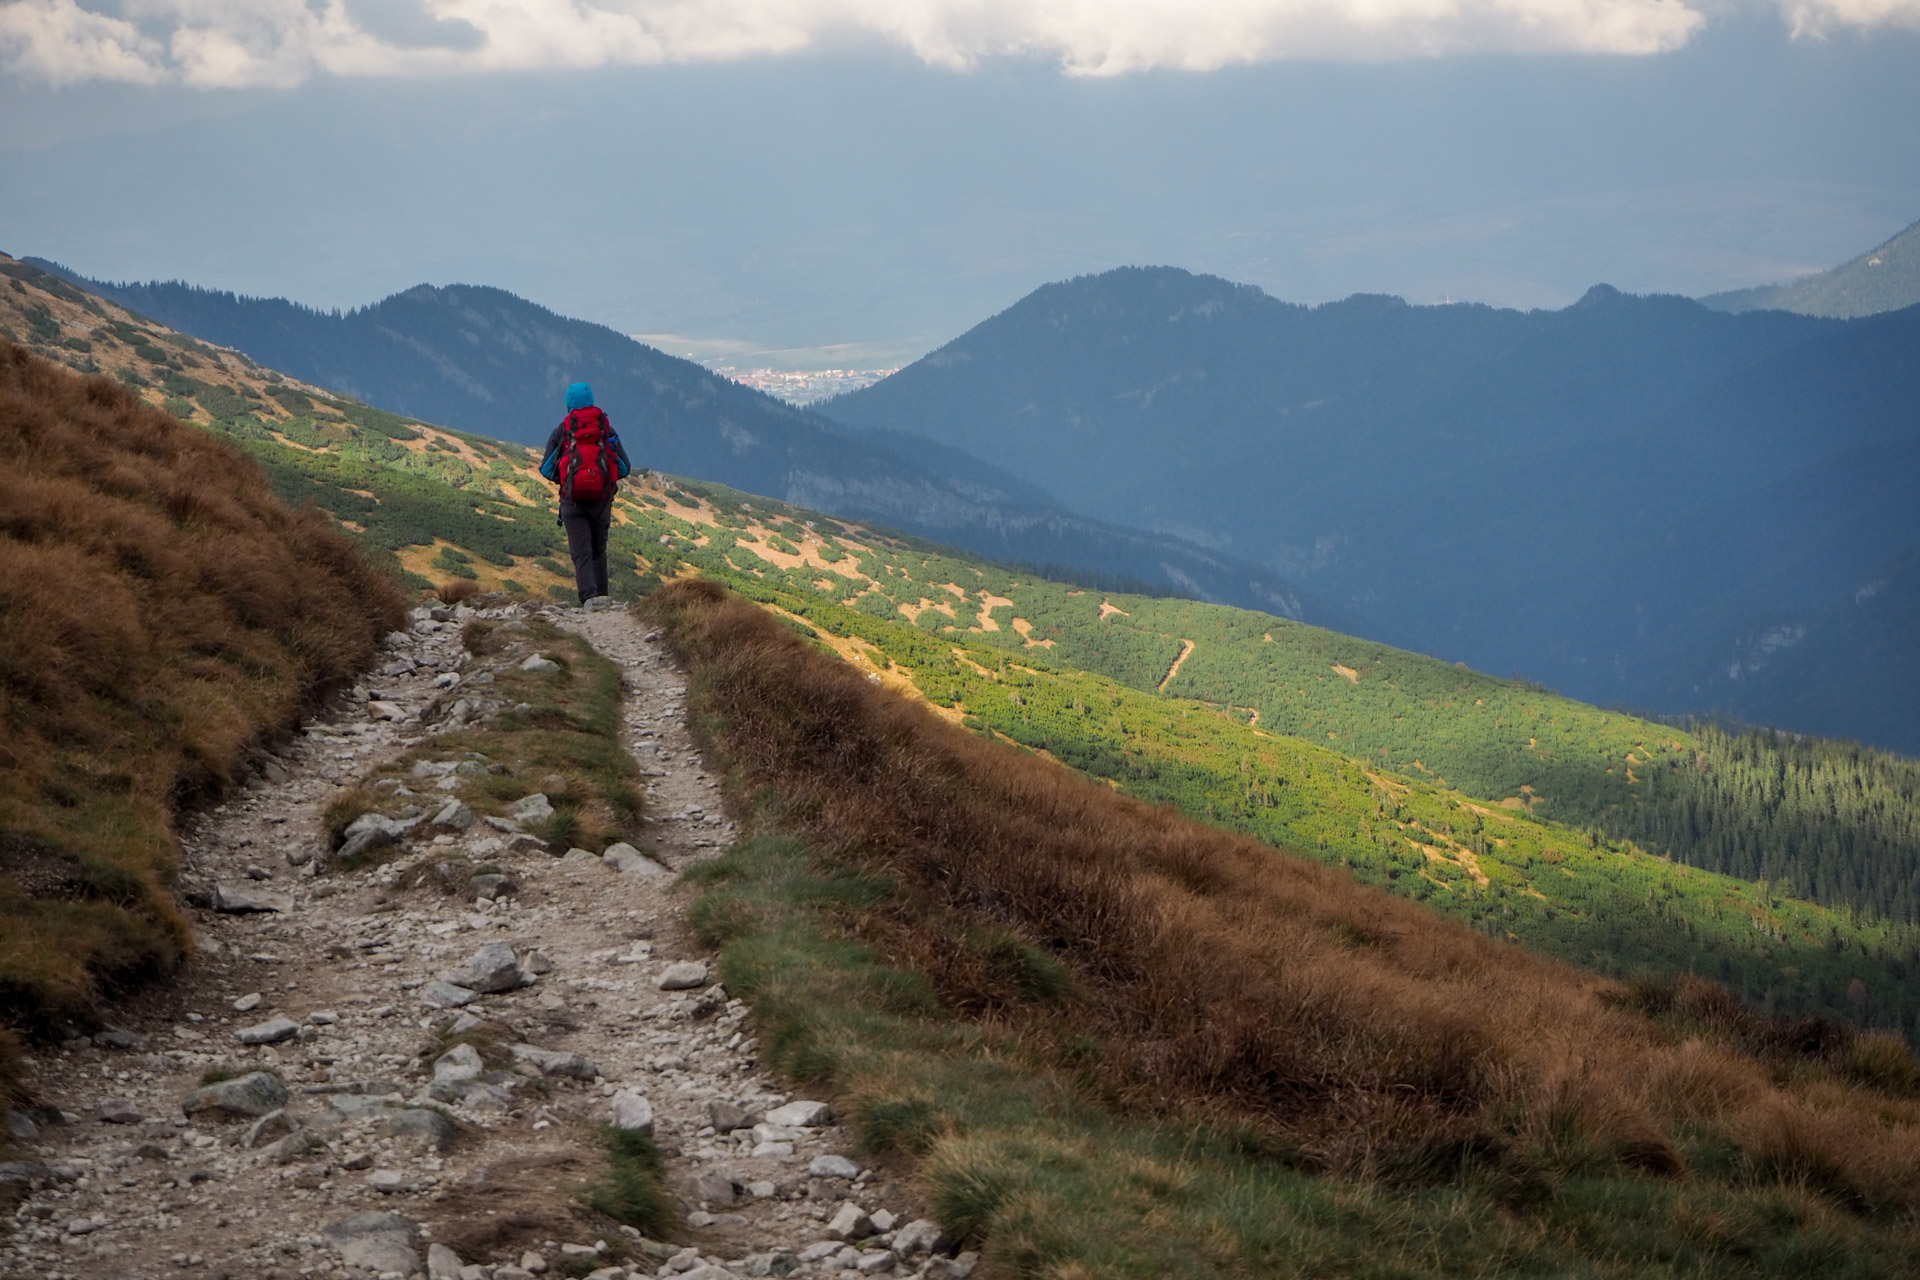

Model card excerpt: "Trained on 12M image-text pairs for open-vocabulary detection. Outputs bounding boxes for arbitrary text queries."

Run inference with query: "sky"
[1,0,1917,368]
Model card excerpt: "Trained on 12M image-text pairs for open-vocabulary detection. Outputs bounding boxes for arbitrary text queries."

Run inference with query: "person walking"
[539,381,633,604]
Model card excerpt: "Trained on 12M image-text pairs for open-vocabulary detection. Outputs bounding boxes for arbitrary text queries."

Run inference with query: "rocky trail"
[3,601,973,1280]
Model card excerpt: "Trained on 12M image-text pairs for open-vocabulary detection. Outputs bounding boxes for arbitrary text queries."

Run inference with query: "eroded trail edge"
[4,600,964,1280]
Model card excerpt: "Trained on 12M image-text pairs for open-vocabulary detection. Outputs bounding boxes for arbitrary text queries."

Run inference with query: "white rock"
[609,1090,654,1135]
[520,655,562,673]
[368,700,406,721]
[231,992,263,1013]
[765,1100,832,1128]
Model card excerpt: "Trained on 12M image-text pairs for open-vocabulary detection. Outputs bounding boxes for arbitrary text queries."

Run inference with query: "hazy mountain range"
[822,266,1920,752]
[37,229,1920,753]
[28,263,1320,622]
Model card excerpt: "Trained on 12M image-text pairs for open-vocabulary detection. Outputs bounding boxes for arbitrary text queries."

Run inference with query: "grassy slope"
[652,578,1920,1280]
[0,339,405,1094]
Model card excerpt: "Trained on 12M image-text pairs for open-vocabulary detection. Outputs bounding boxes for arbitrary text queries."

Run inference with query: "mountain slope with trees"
[820,267,1920,752]
[1703,218,1920,319]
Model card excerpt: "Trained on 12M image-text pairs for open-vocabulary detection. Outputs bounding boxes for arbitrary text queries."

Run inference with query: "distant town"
[713,366,897,405]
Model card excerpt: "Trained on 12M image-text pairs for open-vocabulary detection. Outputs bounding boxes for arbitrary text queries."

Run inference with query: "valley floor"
[2,603,956,1280]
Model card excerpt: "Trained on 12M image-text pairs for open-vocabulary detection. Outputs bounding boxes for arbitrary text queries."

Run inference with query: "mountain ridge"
[22,258,1330,623]
[819,264,1920,753]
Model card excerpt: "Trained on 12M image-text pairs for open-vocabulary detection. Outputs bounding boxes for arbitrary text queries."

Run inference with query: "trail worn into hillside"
[3,601,962,1280]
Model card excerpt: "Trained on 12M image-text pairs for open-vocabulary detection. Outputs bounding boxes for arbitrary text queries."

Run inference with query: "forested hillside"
[20,257,1322,619]
[821,267,1920,753]
[1703,217,1920,318]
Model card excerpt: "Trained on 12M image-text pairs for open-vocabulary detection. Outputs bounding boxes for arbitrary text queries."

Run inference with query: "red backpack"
[557,406,617,502]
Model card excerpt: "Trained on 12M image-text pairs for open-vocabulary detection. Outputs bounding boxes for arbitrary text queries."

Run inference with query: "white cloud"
[0,0,1746,89]
[1780,0,1920,35]
[0,0,163,85]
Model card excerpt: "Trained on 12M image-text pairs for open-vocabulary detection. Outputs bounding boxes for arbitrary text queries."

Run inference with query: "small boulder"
[183,1071,288,1119]
[511,793,555,824]
[656,960,709,991]
[765,1100,832,1128]
[891,1219,950,1260]
[469,872,515,900]
[520,654,562,673]
[603,842,669,876]
[684,1171,739,1206]
[212,883,291,913]
[422,980,478,1009]
[431,799,476,831]
[367,700,406,721]
[808,1155,861,1180]
[232,992,263,1013]
[609,1090,654,1135]
[433,1044,485,1084]
[338,814,404,861]
[234,1016,300,1046]
[439,941,526,994]
[322,1210,421,1275]
[508,1043,599,1080]
[706,1099,751,1132]
[826,1202,872,1241]
[97,1099,141,1125]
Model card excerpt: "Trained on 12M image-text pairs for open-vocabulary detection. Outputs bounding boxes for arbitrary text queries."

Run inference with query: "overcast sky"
[2,1,1917,367]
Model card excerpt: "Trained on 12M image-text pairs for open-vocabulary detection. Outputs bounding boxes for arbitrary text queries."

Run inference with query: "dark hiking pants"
[559,496,612,602]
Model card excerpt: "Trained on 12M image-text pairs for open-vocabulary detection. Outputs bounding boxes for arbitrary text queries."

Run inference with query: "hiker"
[539,381,632,604]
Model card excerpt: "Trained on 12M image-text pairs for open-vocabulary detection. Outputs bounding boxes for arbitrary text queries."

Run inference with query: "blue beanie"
[565,382,594,411]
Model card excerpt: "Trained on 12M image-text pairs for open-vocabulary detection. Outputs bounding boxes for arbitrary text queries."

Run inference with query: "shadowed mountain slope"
[820,267,1920,752]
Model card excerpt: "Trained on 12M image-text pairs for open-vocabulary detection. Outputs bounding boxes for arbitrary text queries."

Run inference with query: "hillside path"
[4,601,955,1280]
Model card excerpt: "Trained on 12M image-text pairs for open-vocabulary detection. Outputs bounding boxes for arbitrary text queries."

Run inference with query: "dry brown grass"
[0,340,405,1074]
[647,577,1920,1206]
[435,577,482,605]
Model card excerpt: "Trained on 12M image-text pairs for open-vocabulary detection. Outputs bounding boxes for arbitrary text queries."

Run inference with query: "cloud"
[1780,0,1920,34]
[37,0,1915,90]
[0,0,163,85]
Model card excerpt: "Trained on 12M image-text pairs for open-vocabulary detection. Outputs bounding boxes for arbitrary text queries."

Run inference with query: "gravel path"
[3,601,970,1280]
